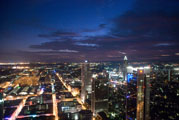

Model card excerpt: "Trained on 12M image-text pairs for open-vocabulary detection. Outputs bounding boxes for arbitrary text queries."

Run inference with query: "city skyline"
[1,61,179,120]
[0,0,179,62]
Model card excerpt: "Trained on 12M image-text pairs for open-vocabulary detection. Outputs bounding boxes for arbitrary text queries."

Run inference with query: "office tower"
[91,73,109,116]
[136,68,150,120]
[123,56,128,81]
[136,69,145,120]
[81,60,92,103]
[123,56,128,120]
[126,66,150,120]
[144,73,150,120]
[0,88,4,120]
[126,73,137,120]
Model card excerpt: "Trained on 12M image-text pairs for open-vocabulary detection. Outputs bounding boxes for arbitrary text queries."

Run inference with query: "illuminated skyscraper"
[123,56,128,120]
[91,73,109,116]
[136,68,150,120]
[123,56,128,81]
[136,69,145,120]
[126,66,150,120]
[124,56,128,62]
[81,60,92,103]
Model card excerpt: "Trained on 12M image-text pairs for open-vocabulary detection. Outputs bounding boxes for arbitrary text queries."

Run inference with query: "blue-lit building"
[126,72,137,120]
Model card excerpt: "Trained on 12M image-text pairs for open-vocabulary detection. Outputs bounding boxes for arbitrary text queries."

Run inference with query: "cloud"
[109,0,179,57]
[29,40,99,53]
[99,24,106,28]
[154,43,174,47]
[74,42,99,47]
[27,0,179,62]
[58,49,79,53]
[38,30,80,40]
[112,11,179,40]
[118,51,126,55]
[29,49,79,53]
[112,0,179,43]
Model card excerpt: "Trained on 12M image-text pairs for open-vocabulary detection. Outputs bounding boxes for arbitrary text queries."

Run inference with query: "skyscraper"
[136,69,145,120]
[136,68,150,120]
[81,60,92,103]
[123,56,128,120]
[123,56,128,81]
[0,88,4,120]
[126,66,150,120]
[91,73,109,116]
[126,72,137,120]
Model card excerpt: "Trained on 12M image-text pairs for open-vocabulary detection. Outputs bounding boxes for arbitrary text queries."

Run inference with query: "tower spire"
[124,56,128,61]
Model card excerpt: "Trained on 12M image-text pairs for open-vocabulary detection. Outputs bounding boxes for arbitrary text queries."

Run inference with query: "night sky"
[0,0,179,62]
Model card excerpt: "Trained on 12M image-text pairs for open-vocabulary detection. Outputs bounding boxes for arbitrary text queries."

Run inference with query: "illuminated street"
[51,81,59,120]
[56,73,87,110]
[52,94,58,120]
[9,97,28,120]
